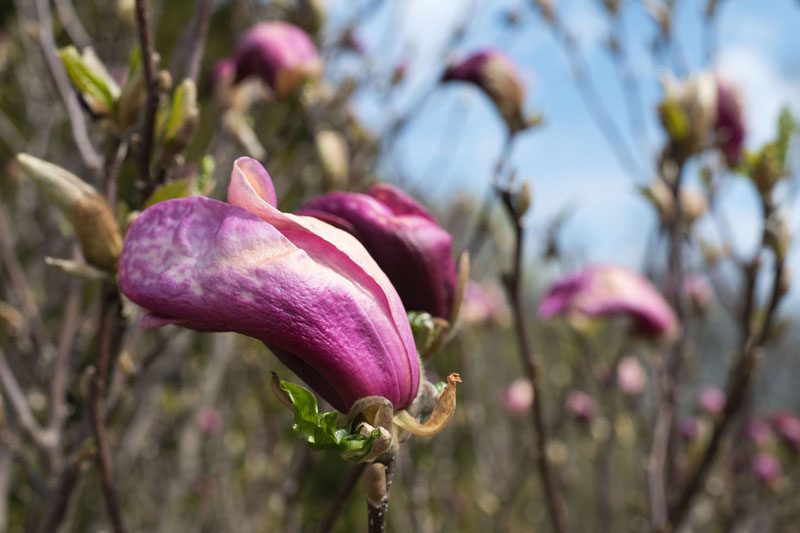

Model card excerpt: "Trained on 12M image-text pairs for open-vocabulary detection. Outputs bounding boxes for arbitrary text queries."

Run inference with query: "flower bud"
[208,57,236,102]
[442,49,528,134]
[746,418,772,448]
[298,185,457,320]
[234,22,322,97]
[639,179,707,228]
[751,452,781,486]
[770,410,800,451]
[698,386,725,416]
[196,406,222,435]
[58,46,120,117]
[616,356,647,396]
[314,129,349,190]
[714,77,745,167]
[16,154,122,271]
[659,72,716,150]
[161,79,199,161]
[538,264,678,338]
[565,390,596,423]
[504,378,534,416]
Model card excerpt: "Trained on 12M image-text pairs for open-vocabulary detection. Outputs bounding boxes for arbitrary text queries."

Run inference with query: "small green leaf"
[278,380,382,461]
[163,79,198,143]
[143,178,194,208]
[58,46,118,115]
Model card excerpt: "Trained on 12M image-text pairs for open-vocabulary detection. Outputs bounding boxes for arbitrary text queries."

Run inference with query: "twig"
[134,0,160,191]
[0,347,49,451]
[53,0,92,49]
[366,459,395,533]
[184,0,213,84]
[319,463,368,533]
[32,0,102,171]
[89,288,126,533]
[498,188,569,533]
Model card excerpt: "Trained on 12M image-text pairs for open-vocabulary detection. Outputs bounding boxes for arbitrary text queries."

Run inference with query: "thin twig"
[499,188,569,533]
[134,0,160,191]
[53,0,92,49]
[184,0,213,84]
[319,463,368,533]
[0,347,49,451]
[89,288,126,533]
[32,0,102,171]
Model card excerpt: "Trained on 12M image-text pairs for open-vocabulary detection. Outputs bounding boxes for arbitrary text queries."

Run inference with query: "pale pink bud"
[565,390,596,423]
[699,386,726,416]
[197,406,223,435]
[616,356,647,396]
[504,378,534,415]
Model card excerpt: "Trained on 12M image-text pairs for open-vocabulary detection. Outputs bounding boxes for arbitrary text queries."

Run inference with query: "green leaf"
[58,46,118,115]
[163,79,198,143]
[278,380,381,460]
[143,178,194,208]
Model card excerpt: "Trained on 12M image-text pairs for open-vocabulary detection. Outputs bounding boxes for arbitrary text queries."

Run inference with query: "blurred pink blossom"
[770,410,800,451]
[461,280,511,327]
[616,356,647,396]
[197,406,223,435]
[565,390,596,423]
[751,453,781,486]
[746,418,773,448]
[504,378,534,415]
[679,417,701,440]
[699,386,726,416]
[683,274,714,312]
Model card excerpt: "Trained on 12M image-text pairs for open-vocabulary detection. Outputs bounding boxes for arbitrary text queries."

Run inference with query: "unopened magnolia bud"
[314,129,349,189]
[514,182,532,219]
[764,212,790,261]
[161,79,199,161]
[16,154,122,271]
[58,46,120,117]
[158,70,172,92]
[659,72,717,149]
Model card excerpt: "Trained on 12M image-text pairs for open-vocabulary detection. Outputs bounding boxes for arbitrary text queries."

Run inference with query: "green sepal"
[58,46,119,115]
[278,380,381,461]
[408,311,435,353]
[659,98,689,143]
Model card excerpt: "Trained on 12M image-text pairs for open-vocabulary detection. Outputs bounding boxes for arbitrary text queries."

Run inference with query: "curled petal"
[393,373,461,436]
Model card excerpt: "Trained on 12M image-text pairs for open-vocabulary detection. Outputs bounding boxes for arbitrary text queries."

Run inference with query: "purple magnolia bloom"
[616,356,647,396]
[208,57,236,94]
[699,386,726,416]
[298,186,457,320]
[538,264,678,337]
[565,390,596,423]
[442,49,527,134]
[119,158,419,412]
[714,77,745,168]
[770,410,800,451]
[679,417,701,440]
[234,22,322,97]
[751,452,781,486]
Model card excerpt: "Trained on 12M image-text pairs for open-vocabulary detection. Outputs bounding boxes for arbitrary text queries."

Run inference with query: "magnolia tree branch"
[499,188,570,533]
[135,0,160,191]
[32,0,102,171]
[185,0,213,84]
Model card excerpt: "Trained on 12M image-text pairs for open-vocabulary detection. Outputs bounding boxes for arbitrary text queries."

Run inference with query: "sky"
[327,0,800,299]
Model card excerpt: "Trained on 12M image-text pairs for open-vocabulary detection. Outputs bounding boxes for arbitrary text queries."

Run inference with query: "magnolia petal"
[393,373,461,437]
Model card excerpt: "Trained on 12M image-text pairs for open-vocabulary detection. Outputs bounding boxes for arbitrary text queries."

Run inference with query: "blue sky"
[327,0,800,293]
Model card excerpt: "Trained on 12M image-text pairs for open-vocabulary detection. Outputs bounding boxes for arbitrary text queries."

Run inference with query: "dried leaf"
[393,373,461,436]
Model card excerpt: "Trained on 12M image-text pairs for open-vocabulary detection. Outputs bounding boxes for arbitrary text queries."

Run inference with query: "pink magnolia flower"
[298,186,457,320]
[616,356,647,396]
[679,417,701,440]
[565,390,596,423]
[699,386,726,416]
[119,158,419,412]
[461,280,510,327]
[746,418,773,448]
[504,378,534,415]
[208,57,236,94]
[538,264,678,337]
[751,452,781,486]
[770,410,800,451]
[442,49,527,134]
[234,22,322,97]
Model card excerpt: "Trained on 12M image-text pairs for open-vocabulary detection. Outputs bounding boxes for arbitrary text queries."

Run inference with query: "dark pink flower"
[234,22,322,97]
[538,264,678,337]
[442,49,527,134]
[298,186,457,320]
[197,407,223,435]
[565,390,596,423]
[714,77,745,168]
[119,158,419,411]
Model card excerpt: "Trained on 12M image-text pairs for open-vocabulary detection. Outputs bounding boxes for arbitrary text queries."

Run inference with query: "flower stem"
[365,459,395,533]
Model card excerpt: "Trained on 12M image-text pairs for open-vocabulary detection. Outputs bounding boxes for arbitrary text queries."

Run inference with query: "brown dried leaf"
[393,373,462,436]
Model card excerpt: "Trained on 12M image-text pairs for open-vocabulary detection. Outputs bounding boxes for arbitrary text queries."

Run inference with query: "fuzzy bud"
[314,129,349,190]
[16,154,122,271]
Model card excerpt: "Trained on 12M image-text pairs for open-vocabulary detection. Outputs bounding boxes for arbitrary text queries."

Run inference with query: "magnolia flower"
[699,386,726,416]
[504,378,534,415]
[746,418,772,448]
[538,264,678,337]
[442,49,528,134]
[714,78,745,167]
[298,186,457,320]
[208,58,236,95]
[197,407,223,435]
[120,158,419,412]
[770,410,800,451]
[751,453,781,486]
[234,22,322,97]
[565,390,596,423]
[461,280,510,327]
[679,417,701,440]
[616,356,647,396]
